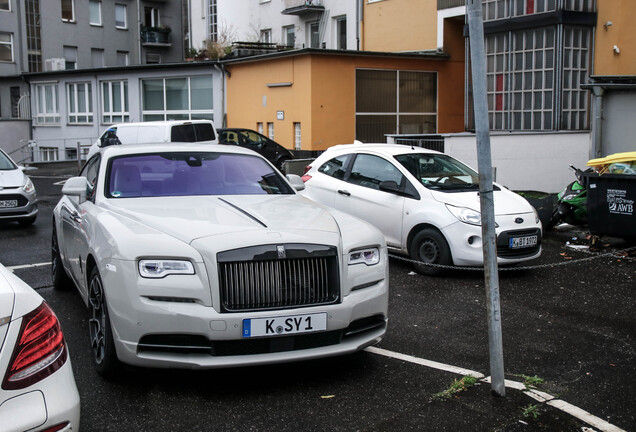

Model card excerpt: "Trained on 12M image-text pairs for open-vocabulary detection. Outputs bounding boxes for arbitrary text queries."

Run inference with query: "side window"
[348,154,404,190]
[240,131,265,146]
[318,154,349,180]
[80,156,100,201]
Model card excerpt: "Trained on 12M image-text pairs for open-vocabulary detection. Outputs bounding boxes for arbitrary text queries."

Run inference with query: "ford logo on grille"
[515,218,524,224]
[277,245,286,259]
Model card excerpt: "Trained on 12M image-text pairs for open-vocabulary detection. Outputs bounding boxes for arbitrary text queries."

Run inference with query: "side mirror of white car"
[62,177,90,203]
[286,174,305,191]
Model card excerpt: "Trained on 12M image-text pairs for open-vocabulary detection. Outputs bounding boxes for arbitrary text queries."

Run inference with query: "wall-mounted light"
[604,21,613,30]
[267,82,293,88]
[613,45,620,54]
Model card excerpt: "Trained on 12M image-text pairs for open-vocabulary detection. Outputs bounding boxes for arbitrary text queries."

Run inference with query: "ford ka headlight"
[348,248,380,266]
[139,260,195,278]
[22,177,35,194]
[446,204,499,227]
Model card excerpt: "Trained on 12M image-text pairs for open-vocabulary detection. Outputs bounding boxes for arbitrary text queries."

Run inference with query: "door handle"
[337,190,351,197]
[70,212,81,223]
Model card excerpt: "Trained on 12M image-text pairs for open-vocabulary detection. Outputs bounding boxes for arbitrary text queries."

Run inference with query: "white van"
[87,120,218,159]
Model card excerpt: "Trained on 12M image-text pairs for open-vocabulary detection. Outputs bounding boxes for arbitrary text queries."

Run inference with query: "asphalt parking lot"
[1,164,634,432]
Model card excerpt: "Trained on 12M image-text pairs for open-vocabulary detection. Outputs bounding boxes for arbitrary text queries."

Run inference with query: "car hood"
[0,169,25,188]
[430,187,534,215]
[105,194,341,245]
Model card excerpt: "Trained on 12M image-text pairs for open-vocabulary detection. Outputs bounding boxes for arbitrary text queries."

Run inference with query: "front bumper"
[0,191,38,222]
[442,214,542,266]
[101,255,389,369]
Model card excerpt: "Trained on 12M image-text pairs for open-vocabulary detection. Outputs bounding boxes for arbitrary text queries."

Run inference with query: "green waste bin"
[585,173,636,238]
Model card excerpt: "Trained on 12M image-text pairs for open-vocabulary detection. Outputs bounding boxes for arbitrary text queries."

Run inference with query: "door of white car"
[334,154,409,249]
[305,154,351,208]
[61,157,100,292]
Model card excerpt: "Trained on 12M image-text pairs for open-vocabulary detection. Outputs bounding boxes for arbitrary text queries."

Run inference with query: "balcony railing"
[282,0,324,16]
[438,0,465,9]
[141,29,171,45]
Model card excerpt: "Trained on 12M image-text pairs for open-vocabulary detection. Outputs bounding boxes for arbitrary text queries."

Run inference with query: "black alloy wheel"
[88,266,119,377]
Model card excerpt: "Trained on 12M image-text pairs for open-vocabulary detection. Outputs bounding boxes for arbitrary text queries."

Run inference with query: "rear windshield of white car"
[394,153,480,190]
[106,152,294,198]
[0,151,17,170]
[170,123,216,142]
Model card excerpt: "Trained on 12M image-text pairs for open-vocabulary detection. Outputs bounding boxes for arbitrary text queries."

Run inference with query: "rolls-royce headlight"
[348,248,380,266]
[138,260,195,278]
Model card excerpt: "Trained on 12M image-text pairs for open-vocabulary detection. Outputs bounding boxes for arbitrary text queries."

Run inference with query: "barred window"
[356,69,437,143]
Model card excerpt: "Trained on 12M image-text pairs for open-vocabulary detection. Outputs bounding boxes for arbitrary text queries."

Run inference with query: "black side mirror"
[379,180,401,194]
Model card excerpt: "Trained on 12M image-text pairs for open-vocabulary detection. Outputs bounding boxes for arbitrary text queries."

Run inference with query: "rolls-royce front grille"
[217,244,340,312]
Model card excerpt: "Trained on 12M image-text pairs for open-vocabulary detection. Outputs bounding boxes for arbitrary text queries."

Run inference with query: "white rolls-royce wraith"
[52,143,388,376]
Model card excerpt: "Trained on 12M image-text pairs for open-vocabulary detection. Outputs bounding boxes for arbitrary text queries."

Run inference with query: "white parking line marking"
[7,262,51,272]
[367,347,627,432]
[547,400,627,432]
[364,346,485,378]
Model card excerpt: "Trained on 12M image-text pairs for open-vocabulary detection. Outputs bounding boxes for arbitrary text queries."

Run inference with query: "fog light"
[468,236,480,245]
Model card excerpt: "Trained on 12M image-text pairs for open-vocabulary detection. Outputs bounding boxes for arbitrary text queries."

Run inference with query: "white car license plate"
[242,312,327,338]
[509,235,537,249]
[0,200,18,208]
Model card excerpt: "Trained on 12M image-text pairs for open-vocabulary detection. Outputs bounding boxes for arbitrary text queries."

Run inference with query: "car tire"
[409,228,452,276]
[51,226,72,290]
[88,266,120,377]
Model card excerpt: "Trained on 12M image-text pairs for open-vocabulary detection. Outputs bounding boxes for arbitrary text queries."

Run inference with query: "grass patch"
[522,403,542,419]
[430,376,478,401]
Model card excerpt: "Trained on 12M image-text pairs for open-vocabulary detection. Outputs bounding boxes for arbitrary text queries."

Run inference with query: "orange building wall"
[594,0,636,75]
[362,0,438,52]
[226,51,465,152]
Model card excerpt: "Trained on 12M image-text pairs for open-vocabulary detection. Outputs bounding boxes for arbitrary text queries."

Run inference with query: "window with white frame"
[115,4,127,29]
[61,0,74,22]
[260,29,272,44]
[33,83,60,125]
[39,147,59,162]
[141,76,213,121]
[267,122,274,140]
[294,122,301,151]
[308,21,320,48]
[209,0,217,41]
[283,26,295,47]
[144,7,159,27]
[89,0,101,26]
[67,82,93,124]
[257,122,263,134]
[356,69,437,143]
[101,80,129,124]
[0,0,10,12]
[0,32,13,62]
[335,16,346,50]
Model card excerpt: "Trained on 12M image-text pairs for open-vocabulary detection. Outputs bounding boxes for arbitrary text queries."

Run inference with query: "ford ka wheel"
[409,229,452,276]
[51,226,71,290]
[88,267,119,377]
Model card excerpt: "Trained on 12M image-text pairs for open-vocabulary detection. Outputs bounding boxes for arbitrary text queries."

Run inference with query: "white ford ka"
[300,143,542,275]
[52,143,388,376]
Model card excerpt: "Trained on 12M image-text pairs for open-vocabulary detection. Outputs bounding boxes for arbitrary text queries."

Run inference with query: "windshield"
[0,150,17,171]
[395,153,480,190]
[107,152,294,198]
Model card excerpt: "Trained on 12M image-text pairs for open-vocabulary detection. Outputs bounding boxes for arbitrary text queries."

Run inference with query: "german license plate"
[509,235,537,249]
[0,200,18,208]
[242,312,327,338]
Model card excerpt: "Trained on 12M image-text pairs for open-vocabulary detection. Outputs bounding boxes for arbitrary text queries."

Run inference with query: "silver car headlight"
[446,204,499,227]
[348,248,380,266]
[138,260,195,278]
[22,177,35,194]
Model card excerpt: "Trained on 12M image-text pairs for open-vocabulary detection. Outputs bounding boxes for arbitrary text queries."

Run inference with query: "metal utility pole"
[466,0,506,397]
